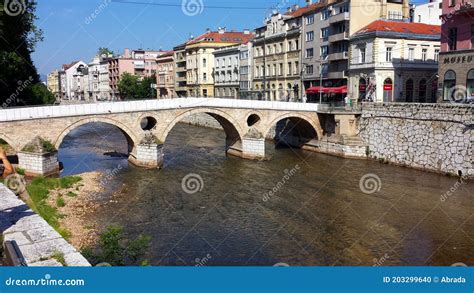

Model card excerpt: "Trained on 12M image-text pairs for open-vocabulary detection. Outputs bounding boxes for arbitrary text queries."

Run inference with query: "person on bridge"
[0,147,14,179]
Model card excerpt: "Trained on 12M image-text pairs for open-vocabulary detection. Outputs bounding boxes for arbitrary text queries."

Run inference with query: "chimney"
[124,48,130,58]
[402,0,410,19]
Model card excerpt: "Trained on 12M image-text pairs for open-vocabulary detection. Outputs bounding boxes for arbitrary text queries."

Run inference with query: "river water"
[59,122,474,266]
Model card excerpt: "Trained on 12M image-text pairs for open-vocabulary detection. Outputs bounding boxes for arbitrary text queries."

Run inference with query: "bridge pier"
[129,143,164,169]
[17,151,60,177]
[241,138,266,160]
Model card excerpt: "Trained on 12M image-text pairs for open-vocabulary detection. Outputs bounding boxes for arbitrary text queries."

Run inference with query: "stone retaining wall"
[360,103,473,177]
[0,184,90,266]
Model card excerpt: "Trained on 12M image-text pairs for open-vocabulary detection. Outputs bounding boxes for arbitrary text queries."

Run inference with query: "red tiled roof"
[286,2,324,17]
[62,61,80,70]
[356,20,441,36]
[187,31,254,45]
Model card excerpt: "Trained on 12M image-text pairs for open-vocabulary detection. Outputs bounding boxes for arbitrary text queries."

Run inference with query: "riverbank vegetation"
[25,176,82,239]
[82,225,151,266]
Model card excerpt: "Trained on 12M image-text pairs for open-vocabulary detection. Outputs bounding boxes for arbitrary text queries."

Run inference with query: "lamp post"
[315,56,327,104]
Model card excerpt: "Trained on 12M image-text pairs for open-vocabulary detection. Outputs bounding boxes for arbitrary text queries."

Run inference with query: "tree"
[118,73,156,100]
[30,83,55,105]
[0,0,45,107]
[97,47,114,57]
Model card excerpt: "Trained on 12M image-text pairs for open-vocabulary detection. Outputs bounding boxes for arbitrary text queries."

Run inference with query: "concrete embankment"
[0,184,90,266]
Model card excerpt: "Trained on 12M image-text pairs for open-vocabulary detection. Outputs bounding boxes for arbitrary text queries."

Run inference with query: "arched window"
[419,79,427,103]
[443,70,456,101]
[467,69,474,100]
[383,78,393,102]
[359,78,367,101]
[406,79,414,102]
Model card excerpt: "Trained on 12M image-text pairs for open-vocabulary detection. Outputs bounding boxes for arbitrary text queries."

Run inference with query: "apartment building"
[58,61,88,100]
[47,70,60,101]
[213,45,240,98]
[439,0,474,103]
[108,49,162,99]
[156,51,175,98]
[349,20,441,103]
[300,0,411,98]
[87,55,112,101]
[173,43,187,97]
[185,28,254,97]
[252,10,302,101]
[413,0,442,25]
[239,42,254,99]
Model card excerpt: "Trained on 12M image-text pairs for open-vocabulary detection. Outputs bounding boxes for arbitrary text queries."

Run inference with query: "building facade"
[108,49,162,99]
[349,20,441,103]
[87,55,112,101]
[413,0,442,25]
[300,0,411,98]
[239,42,254,99]
[173,43,188,97]
[59,61,88,100]
[156,51,175,99]
[47,70,60,101]
[439,0,474,103]
[253,10,302,101]
[185,28,253,97]
[214,45,240,98]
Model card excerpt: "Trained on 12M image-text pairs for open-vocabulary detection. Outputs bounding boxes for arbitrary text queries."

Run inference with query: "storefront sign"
[383,84,393,91]
[443,55,474,64]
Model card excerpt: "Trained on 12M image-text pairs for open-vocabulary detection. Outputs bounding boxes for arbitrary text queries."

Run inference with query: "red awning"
[306,85,347,94]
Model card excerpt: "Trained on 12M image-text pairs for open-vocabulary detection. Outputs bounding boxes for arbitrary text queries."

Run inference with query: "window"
[408,47,415,61]
[203,73,207,82]
[273,64,277,76]
[321,46,328,58]
[203,58,207,67]
[321,9,331,20]
[288,62,292,75]
[359,46,366,63]
[467,69,474,100]
[295,62,299,75]
[306,65,314,75]
[388,11,403,20]
[321,28,329,38]
[288,41,293,52]
[419,79,427,103]
[306,48,314,58]
[305,15,314,25]
[279,63,283,76]
[422,48,428,62]
[406,79,414,102]
[385,47,393,62]
[443,70,456,101]
[306,31,314,42]
[449,28,457,51]
[434,48,440,62]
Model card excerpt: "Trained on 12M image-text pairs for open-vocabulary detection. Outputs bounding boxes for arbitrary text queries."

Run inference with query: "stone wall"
[17,152,60,176]
[360,103,473,177]
[0,184,90,266]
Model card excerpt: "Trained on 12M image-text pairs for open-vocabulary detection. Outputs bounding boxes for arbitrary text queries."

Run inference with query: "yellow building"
[47,70,60,101]
[184,28,254,97]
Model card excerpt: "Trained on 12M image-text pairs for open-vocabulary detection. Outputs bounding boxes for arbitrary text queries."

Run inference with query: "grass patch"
[15,168,26,176]
[56,196,65,207]
[26,176,82,240]
[51,250,66,266]
[66,191,77,197]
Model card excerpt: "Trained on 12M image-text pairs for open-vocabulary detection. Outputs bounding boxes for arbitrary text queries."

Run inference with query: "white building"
[213,45,240,98]
[87,55,112,101]
[349,20,440,103]
[413,0,442,25]
[239,42,254,99]
[59,61,88,100]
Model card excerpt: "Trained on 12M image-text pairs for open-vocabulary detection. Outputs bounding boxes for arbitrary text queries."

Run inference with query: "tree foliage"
[97,47,114,57]
[118,72,156,100]
[0,0,52,106]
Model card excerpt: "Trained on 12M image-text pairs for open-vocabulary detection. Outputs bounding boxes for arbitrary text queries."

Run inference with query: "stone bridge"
[0,98,359,176]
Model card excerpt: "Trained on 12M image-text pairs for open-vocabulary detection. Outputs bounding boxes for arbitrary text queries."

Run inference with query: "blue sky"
[32,0,430,78]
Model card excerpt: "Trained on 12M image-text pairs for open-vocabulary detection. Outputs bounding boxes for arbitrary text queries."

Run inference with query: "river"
[58,122,474,266]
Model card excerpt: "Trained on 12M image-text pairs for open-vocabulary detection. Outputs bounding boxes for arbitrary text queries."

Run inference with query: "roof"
[62,61,80,70]
[355,20,441,36]
[285,2,324,18]
[186,31,254,46]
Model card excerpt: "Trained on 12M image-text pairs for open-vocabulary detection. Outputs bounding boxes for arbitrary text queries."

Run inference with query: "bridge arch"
[0,133,18,151]
[263,113,323,148]
[55,117,139,152]
[160,108,245,149]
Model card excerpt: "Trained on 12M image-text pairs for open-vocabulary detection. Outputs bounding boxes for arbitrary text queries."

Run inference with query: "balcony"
[329,12,349,24]
[327,51,348,61]
[328,31,349,43]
